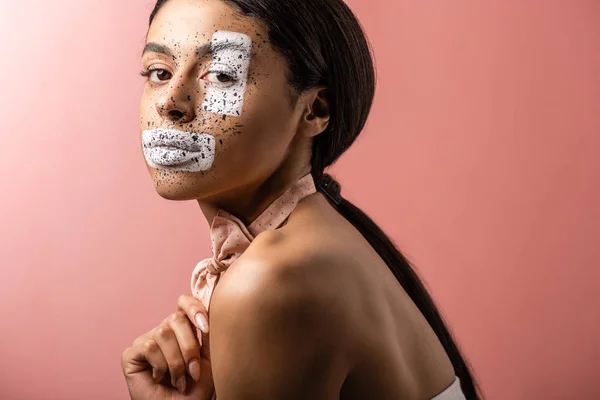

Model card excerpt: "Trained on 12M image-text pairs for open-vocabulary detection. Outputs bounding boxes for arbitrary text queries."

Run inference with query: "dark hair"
[149,1,482,398]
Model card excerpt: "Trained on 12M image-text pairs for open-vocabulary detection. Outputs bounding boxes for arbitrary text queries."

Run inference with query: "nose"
[155,79,196,124]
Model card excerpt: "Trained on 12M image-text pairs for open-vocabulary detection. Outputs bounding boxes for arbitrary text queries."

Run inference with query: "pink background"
[1,0,599,399]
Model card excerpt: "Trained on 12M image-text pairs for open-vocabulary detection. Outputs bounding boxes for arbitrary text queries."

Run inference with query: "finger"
[121,345,148,376]
[125,329,169,382]
[131,327,156,348]
[153,321,188,393]
[121,339,167,383]
[125,330,170,384]
[140,338,170,384]
[177,293,209,333]
[167,311,202,382]
[200,330,211,362]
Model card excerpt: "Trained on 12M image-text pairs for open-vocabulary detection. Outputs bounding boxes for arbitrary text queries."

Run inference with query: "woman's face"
[139,0,308,201]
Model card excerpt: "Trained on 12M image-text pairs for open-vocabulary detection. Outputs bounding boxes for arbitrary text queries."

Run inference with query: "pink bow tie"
[190,174,317,311]
[190,210,253,309]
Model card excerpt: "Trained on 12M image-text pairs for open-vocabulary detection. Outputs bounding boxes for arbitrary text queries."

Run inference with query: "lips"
[142,128,211,151]
[142,129,216,172]
[145,147,204,166]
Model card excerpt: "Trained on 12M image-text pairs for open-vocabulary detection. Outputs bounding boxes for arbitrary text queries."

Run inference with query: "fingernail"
[195,312,209,333]
[176,375,186,393]
[189,358,200,382]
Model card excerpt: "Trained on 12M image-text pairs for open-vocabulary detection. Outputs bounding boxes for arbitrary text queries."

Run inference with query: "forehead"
[147,0,265,51]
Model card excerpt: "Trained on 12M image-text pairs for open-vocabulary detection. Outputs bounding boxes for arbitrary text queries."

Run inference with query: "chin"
[155,187,196,201]
[148,168,209,201]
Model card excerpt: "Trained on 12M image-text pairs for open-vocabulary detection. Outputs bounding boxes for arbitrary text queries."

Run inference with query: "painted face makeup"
[142,31,252,173]
[202,30,252,117]
[142,128,215,172]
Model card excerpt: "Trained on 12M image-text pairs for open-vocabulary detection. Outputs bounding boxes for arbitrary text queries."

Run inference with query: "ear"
[299,87,330,138]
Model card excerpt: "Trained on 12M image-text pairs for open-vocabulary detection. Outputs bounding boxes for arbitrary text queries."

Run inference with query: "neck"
[197,163,312,227]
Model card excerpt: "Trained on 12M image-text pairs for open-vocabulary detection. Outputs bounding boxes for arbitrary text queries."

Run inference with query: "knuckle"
[180,342,199,357]
[170,311,186,323]
[132,332,150,348]
[143,339,158,353]
[155,325,171,338]
[177,293,188,305]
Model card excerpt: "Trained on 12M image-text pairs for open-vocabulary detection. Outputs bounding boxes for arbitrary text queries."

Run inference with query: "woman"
[121,0,482,398]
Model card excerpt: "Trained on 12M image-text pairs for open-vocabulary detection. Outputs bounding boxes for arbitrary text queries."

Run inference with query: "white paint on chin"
[202,30,252,117]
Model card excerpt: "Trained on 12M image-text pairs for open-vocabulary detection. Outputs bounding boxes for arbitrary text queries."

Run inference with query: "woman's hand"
[121,294,215,400]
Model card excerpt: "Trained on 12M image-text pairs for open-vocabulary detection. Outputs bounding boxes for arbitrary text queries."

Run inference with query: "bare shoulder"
[207,220,356,398]
[212,221,358,333]
[217,192,365,305]
[218,203,369,324]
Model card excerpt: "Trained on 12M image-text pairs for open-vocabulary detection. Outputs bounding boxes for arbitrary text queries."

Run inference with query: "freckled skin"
[139,0,326,223]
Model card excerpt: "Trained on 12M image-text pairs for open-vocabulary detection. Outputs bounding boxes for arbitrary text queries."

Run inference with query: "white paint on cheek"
[202,31,252,117]
[142,129,215,172]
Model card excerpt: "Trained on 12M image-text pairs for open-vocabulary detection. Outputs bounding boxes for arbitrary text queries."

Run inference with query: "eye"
[140,68,172,83]
[201,70,236,85]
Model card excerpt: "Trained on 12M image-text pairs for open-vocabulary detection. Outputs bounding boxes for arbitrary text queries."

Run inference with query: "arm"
[209,256,350,400]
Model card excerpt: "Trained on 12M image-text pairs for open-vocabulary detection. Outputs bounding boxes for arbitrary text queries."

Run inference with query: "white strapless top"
[431,377,466,400]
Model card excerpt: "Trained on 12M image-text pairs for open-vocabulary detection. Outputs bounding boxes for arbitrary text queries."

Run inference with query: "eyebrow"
[142,40,252,58]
